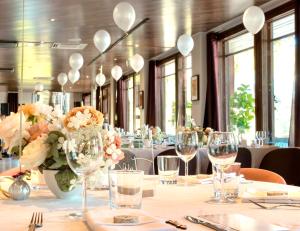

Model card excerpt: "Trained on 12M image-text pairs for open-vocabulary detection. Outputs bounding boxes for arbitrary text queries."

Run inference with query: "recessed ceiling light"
[135,44,139,48]
[86,75,89,79]
[114,58,117,61]
[50,18,56,22]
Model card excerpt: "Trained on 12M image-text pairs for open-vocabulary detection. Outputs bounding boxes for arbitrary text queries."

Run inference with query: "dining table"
[1,176,300,231]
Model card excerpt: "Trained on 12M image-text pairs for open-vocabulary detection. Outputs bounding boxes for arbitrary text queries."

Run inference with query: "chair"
[115,150,137,170]
[240,168,286,184]
[259,148,300,186]
[206,147,252,174]
[154,149,197,175]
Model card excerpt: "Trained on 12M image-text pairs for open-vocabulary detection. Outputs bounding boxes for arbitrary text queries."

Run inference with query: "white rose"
[20,134,49,169]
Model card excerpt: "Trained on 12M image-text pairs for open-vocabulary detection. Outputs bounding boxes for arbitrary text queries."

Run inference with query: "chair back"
[114,150,136,170]
[154,149,197,175]
[240,168,286,184]
[259,148,300,186]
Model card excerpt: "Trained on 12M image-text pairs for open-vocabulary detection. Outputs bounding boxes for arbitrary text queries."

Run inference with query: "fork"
[249,200,300,210]
[28,212,43,231]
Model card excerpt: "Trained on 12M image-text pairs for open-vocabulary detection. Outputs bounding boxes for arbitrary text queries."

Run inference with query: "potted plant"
[229,84,255,144]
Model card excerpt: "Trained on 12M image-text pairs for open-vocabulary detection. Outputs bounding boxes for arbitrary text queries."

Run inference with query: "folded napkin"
[86,207,177,231]
[241,189,300,204]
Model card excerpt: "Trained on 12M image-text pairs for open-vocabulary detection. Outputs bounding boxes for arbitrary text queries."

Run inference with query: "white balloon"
[130,54,144,73]
[95,73,106,86]
[243,6,265,34]
[177,34,194,57]
[57,72,68,86]
[111,65,123,81]
[113,2,136,32]
[94,30,111,53]
[68,69,80,84]
[34,82,44,92]
[69,53,84,70]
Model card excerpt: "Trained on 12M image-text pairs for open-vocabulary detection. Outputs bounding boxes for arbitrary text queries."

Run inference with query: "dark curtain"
[203,33,220,131]
[116,79,126,129]
[96,86,100,111]
[293,0,300,146]
[146,60,159,126]
[7,92,18,113]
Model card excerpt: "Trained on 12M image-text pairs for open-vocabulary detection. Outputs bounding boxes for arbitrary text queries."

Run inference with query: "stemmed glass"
[207,132,238,203]
[175,129,198,181]
[255,131,267,146]
[65,127,103,219]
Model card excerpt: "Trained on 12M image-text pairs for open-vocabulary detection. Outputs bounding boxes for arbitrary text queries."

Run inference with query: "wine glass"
[65,127,103,219]
[207,132,238,203]
[175,129,198,182]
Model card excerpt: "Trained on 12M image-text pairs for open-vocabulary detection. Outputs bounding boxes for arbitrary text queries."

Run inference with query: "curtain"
[146,60,161,126]
[116,79,126,129]
[96,86,100,111]
[203,33,220,131]
[7,92,18,113]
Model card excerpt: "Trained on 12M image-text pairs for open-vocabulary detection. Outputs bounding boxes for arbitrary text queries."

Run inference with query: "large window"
[271,14,295,145]
[125,77,134,133]
[161,60,176,135]
[178,55,192,123]
[224,32,255,138]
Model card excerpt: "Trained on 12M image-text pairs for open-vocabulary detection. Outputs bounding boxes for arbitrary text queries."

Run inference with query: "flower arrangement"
[0,104,123,193]
[150,126,165,143]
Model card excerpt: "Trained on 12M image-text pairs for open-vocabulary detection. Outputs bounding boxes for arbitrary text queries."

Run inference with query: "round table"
[0,178,299,230]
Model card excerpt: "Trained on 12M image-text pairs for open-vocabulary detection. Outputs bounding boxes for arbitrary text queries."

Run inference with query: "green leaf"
[55,168,78,192]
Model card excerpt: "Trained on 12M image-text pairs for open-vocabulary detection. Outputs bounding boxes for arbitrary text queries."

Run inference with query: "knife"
[184,215,234,231]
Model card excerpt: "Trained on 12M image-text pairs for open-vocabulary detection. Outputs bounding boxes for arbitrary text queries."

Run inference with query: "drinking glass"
[255,131,267,146]
[175,130,198,179]
[157,156,180,184]
[109,170,144,209]
[207,132,238,203]
[65,127,103,219]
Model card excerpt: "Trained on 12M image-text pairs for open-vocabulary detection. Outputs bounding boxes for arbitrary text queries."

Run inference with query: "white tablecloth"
[0,178,300,230]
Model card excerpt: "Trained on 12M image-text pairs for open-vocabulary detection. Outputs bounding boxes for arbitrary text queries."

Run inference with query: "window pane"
[272,14,295,39]
[127,78,134,133]
[164,61,175,76]
[163,75,176,134]
[225,33,255,140]
[272,35,295,142]
[225,33,254,55]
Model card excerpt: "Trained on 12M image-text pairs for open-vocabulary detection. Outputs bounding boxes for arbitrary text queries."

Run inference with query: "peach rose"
[27,122,49,141]
[19,104,39,118]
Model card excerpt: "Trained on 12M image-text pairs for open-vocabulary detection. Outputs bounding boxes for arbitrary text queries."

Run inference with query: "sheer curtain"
[204,32,220,131]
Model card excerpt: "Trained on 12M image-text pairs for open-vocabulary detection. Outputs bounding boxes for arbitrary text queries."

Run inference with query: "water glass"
[157,156,180,184]
[109,170,144,209]
[213,162,241,200]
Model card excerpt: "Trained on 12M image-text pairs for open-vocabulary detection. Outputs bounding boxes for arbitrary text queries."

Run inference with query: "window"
[178,55,192,124]
[134,74,141,130]
[125,77,134,133]
[161,60,176,135]
[224,32,256,138]
[270,14,295,145]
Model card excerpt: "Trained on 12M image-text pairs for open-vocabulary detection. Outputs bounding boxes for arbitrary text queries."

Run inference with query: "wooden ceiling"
[0,0,274,92]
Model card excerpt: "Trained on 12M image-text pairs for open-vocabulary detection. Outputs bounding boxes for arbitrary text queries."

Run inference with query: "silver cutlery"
[249,200,300,210]
[28,212,43,231]
[185,215,234,231]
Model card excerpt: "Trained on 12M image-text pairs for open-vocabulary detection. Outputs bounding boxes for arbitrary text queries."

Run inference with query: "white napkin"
[86,207,176,231]
[241,189,300,204]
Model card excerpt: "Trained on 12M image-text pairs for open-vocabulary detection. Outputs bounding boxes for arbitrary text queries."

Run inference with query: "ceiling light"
[50,18,56,22]
[86,75,89,79]
[135,44,139,48]
[114,58,117,61]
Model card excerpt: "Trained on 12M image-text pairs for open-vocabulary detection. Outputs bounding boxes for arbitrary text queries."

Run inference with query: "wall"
[191,32,207,126]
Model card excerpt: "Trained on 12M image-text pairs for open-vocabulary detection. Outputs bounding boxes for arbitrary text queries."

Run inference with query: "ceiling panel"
[0,0,273,91]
